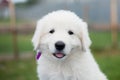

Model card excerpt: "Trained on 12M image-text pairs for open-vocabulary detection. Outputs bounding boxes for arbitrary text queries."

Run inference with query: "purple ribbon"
[36,52,41,60]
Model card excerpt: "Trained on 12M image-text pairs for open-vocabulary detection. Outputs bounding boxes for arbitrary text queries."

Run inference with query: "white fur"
[32,10,108,80]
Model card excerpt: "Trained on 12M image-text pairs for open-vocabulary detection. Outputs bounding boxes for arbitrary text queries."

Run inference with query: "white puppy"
[32,10,108,80]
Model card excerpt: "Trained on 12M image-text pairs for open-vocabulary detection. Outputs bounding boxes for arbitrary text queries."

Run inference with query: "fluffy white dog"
[32,10,108,80]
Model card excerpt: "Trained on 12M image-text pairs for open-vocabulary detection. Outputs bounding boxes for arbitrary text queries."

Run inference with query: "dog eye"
[68,30,74,35]
[49,29,55,34]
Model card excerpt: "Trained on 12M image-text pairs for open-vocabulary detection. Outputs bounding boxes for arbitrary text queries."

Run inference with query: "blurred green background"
[0,0,120,80]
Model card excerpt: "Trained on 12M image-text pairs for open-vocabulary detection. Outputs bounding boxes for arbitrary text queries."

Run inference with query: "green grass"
[0,58,38,80]
[0,34,13,53]
[0,34,33,54]
[94,53,120,80]
[90,32,112,48]
[18,34,33,53]
[90,31,120,50]
[0,18,10,25]
[0,52,120,80]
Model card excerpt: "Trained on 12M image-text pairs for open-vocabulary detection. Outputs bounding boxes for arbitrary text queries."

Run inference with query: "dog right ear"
[79,22,91,52]
[32,20,43,51]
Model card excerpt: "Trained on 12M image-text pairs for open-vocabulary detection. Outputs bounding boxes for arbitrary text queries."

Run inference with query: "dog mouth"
[53,52,66,59]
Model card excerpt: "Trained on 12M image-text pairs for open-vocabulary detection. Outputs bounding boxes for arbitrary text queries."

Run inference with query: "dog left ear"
[79,22,91,51]
[32,20,43,51]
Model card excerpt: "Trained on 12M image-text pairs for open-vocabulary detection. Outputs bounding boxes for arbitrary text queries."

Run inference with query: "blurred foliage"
[16,0,39,7]
[26,0,38,5]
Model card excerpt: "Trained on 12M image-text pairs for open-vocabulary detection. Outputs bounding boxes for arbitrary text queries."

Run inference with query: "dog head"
[32,10,91,60]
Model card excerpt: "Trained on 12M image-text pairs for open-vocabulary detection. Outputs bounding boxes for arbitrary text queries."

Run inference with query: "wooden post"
[83,5,89,22]
[8,0,19,59]
[110,0,118,48]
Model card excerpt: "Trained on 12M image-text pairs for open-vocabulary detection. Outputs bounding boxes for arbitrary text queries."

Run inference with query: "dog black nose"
[55,41,65,51]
